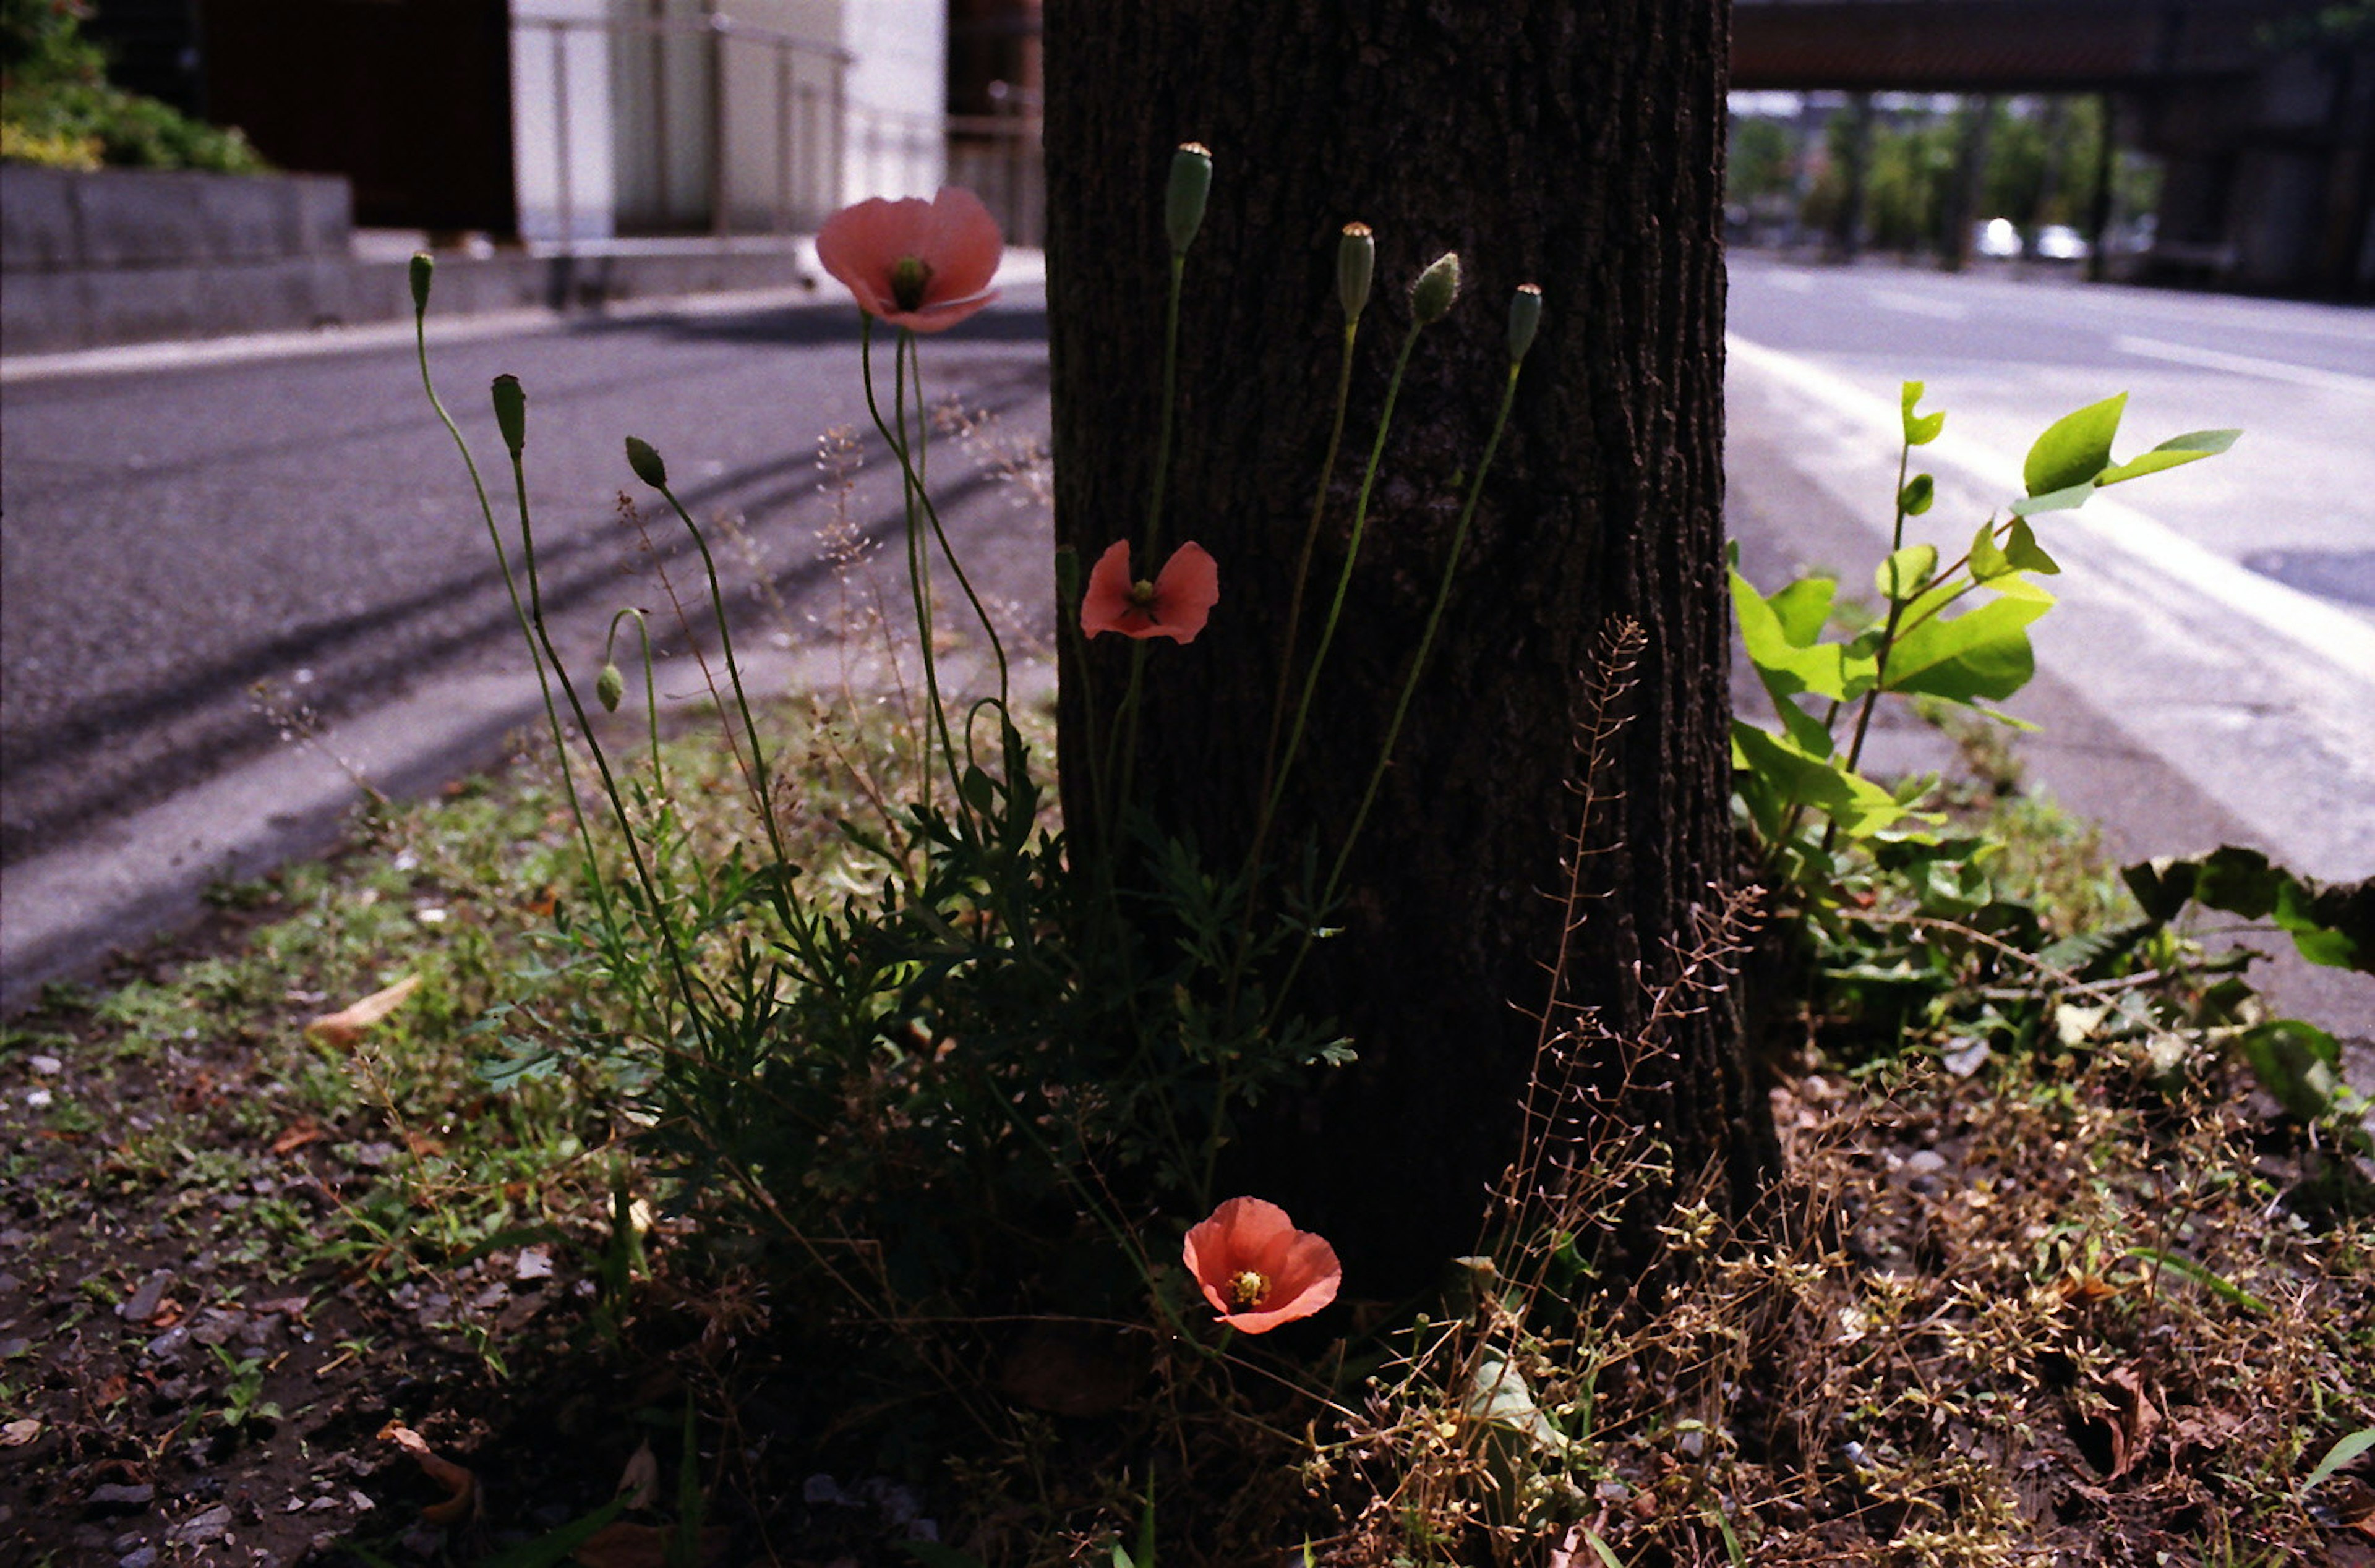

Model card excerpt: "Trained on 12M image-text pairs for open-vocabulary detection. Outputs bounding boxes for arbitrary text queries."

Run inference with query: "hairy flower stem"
[1322,359,1523,914]
[1100,249,1193,875]
[1240,320,1361,900]
[643,480,794,884]
[409,300,643,1013]
[503,449,715,1048]
[894,332,1012,705]
[601,608,665,789]
[859,318,962,817]
[1259,323,1424,854]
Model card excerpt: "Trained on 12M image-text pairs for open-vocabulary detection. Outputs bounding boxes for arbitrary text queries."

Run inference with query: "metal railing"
[511,10,851,244]
[511,10,1045,249]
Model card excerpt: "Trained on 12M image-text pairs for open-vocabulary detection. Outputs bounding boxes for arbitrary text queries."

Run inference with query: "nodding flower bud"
[409,254,434,317]
[1337,223,1375,323]
[595,662,625,713]
[624,436,667,488]
[1410,250,1461,327]
[491,374,526,456]
[1507,283,1543,364]
[1166,142,1213,255]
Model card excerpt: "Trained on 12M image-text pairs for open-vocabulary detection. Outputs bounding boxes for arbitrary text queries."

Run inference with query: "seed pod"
[624,437,667,488]
[491,375,526,456]
[1410,250,1462,326]
[1337,223,1375,324]
[1166,142,1213,255]
[1507,283,1543,364]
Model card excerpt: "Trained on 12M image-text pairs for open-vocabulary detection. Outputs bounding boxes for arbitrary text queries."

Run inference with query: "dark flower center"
[890,255,933,312]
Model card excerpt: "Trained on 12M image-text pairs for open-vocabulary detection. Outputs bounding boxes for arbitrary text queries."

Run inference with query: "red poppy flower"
[815,187,1003,333]
[1182,1197,1341,1333]
[1079,540,1220,643]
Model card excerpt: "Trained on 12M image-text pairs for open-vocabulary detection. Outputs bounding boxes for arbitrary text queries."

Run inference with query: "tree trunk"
[1043,1,1774,1291]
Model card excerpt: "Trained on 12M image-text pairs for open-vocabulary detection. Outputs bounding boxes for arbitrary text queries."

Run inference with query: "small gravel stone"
[87,1482,155,1509]
[111,1531,146,1553]
[28,1055,62,1076]
[1903,1149,1948,1177]
[190,1308,244,1348]
[119,1272,174,1324]
[0,1338,30,1360]
[117,1549,157,1568]
[170,1504,233,1545]
[143,1326,190,1363]
[513,1246,553,1282]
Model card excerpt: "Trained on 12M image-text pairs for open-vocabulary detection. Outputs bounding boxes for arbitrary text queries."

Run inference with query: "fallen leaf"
[615,1439,659,1510]
[271,1120,327,1156]
[574,1521,729,1568]
[2094,1366,2160,1480]
[379,1420,477,1525]
[403,1130,446,1157]
[1,1418,40,1446]
[307,976,422,1048]
[149,1300,185,1329]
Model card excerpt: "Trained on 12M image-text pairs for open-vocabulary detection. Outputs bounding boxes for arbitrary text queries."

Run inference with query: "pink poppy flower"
[815,187,1003,333]
[1079,540,1220,643]
[1182,1197,1342,1333]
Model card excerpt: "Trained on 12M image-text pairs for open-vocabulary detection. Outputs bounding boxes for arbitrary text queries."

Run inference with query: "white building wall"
[512,0,620,242]
[841,0,946,200]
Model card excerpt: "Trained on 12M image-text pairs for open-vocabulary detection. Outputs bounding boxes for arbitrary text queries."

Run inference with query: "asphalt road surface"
[4,255,2368,1028]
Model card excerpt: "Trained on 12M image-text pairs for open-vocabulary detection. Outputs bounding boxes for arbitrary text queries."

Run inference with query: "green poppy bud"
[1507,283,1543,364]
[1410,250,1461,327]
[409,253,433,317]
[1166,142,1213,255]
[595,662,625,712]
[1337,223,1374,323]
[490,374,526,456]
[624,436,667,488]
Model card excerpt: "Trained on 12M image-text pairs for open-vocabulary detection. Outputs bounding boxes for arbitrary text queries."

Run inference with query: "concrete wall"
[1,166,358,354]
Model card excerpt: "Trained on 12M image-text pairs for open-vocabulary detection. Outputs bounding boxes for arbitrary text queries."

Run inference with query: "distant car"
[1974,217,2022,259]
[2032,224,2092,263]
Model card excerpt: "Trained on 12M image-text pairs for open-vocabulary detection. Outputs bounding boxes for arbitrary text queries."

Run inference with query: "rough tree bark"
[1043,1,1776,1290]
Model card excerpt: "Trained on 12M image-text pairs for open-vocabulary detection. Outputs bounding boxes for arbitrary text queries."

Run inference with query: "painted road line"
[1868,288,1971,322]
[2113,334,2375,396]
[1727,330,2375,687]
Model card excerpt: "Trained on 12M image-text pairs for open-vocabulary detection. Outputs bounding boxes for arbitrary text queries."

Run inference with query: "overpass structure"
[1733,0,2374,296]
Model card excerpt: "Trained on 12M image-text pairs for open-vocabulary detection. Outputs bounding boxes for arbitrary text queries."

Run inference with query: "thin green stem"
[602,608,665,791]
[860,316,964,815]
[1260,323,1424,840]
[1140,252,1188,558]
[507,449,714,1045]
[1322,360,1523,913]
[895,331,1011,706]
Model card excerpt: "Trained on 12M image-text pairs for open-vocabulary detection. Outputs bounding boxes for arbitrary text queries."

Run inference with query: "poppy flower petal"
[1149,541,1219,642]
[1183,1197,1339,1333]
[924,186,1004,302]
[1079,540,1141,638]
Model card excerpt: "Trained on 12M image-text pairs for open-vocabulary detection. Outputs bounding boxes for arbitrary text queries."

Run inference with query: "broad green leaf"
[2304,1428,2375,1496]
[1881,592,2052,702]
[2097,427,2240,485]
[1773,695,1836,759]
[2001,516,2059,574]
[2024,391,2127,496]
[2010,482,2094,518]
[2275,875,2371,970]
[1464,1353,1567,1455]
[1732,721,1911,837]
[2122,848,2373,974]
[2237,1019,2346,1123]
[1875,544,1938,605]
[1901,380,1945,446]
[1732,567,1850,700]
[1971,522,2011,581]
[1899,473,1935,516]
[1767,575,1837,646]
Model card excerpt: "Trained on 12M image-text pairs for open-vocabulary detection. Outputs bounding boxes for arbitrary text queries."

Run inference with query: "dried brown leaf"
[379,1420,477,1525]
[307,975,422,1048]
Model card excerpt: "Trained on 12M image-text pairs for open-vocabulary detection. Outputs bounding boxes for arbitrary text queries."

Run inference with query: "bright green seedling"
[1733,381,2238,911]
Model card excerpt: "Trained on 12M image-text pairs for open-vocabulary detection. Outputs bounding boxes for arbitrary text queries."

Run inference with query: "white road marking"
[2114,334,2375,396]
[1727,330,2375,686]
[1868,288,1971,322]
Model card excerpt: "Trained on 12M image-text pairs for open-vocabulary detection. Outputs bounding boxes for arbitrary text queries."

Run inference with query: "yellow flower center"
[1228,1269,1269,1309]
[1129,577,1157,606]
[890,255,933,312]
